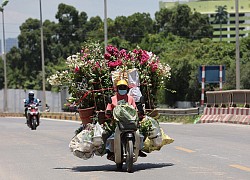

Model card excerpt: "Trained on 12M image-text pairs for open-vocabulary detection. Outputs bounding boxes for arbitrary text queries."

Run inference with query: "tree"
[189,11,213,40]
[55,3,89,58]
[108,13,155,46]
[214,5,228,42]
[155,4,213,40]
[125,13,154,44]
[85,16,104,42]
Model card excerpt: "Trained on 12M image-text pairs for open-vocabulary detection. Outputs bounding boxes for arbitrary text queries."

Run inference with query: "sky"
[2,0,163,39]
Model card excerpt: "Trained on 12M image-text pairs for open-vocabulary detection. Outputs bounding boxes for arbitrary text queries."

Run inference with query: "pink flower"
[106,45,119,57]
[133,49,139,54]
[119,49,127,57]
[95,62,100,68]
[108,59,122,68]
[104,53,111,60]
[74,66,80,73]
[150,62,158,72]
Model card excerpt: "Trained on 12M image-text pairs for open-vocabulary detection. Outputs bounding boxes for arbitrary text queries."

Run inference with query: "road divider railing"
[206,90,250,107]
[156,108,199,116]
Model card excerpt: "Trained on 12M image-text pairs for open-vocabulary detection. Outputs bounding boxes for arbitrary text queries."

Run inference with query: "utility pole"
[235,0,240,89]
[0,0,9,112]
[104,0,108,52]
[39,0,46,111]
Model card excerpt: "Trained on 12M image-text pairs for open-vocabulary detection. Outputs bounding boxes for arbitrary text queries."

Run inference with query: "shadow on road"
[54,162,174,172]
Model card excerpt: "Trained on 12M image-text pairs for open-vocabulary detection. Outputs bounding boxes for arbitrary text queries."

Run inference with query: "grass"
[156,114,202,124]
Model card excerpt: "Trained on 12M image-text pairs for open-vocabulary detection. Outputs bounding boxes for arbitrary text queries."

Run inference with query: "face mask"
[118,89,127,95]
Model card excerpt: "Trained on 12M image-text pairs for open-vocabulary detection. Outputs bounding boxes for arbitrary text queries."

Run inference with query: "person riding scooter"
[24,91,40,123]
[104,79,147,160]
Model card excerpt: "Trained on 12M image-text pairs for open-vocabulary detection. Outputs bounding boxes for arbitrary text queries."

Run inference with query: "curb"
[0,112,82,122]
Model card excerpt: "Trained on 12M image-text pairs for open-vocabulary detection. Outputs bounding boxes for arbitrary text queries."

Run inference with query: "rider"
[106,79,137,117]
[24,91,40,122]
[105,79,147,159]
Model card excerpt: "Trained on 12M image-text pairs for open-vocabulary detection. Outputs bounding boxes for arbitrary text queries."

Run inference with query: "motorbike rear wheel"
[126,139,134,173]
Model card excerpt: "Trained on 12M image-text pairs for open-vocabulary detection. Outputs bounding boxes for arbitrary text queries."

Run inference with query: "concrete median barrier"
[198,107,250,125]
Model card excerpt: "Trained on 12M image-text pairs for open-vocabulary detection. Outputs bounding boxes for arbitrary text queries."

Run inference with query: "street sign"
[198,65,225,83]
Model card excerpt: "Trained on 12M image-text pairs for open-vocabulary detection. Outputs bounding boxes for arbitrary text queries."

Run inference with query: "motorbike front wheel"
[116,163,123,170]
[31,116,37,130]
[126,139,134,173]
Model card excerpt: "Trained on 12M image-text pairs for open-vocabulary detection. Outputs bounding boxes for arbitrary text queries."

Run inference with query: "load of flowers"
[47,41,171,114]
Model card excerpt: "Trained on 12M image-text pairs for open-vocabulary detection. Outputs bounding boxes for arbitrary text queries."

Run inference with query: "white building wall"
[0,89,63,113]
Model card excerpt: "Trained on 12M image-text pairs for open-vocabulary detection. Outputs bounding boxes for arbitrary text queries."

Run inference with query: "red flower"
[74,66,80,73]
[108,59,123,68]
[119,49,127,57]
[106,45,119,57]
[150,62,158,72]
[104,53,111,60]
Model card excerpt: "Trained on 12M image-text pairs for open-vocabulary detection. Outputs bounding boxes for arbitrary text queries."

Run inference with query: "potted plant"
[47,42,113,124]
[104,45,171,110]
[48,42,171,123]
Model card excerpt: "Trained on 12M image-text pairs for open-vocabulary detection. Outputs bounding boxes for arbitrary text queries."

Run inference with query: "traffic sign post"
[199,65,225,107]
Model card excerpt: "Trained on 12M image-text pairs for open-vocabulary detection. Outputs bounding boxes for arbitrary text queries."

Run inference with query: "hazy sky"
[2,0,161,38]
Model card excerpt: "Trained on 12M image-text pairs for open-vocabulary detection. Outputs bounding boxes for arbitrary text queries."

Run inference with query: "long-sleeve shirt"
[106,93,137,111]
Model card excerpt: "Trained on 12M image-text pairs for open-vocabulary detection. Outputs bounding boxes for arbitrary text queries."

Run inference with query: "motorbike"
[106,100,143,173]
[24,99,41,130]
[113,119,141,173]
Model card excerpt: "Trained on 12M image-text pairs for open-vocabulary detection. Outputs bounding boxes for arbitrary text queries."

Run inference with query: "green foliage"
[158,114,201,124]
[155,4,213,40]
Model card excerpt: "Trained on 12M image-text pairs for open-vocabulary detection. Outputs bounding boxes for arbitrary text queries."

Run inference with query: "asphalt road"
[0,117,250,180]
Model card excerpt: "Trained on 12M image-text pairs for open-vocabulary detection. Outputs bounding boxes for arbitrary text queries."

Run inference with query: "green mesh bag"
[113,102,139,131]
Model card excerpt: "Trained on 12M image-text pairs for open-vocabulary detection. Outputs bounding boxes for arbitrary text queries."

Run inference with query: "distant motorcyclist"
[24,91,40,122]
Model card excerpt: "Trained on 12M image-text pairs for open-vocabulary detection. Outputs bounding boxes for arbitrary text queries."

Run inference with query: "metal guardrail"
[157,108,199,116]
[206,90,250,107]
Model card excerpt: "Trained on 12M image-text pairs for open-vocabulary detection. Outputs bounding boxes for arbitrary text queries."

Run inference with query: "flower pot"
[78,107,95,125]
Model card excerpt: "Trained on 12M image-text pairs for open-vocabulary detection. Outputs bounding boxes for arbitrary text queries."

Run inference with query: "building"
[159,0,250,42]
[0,37,18,54]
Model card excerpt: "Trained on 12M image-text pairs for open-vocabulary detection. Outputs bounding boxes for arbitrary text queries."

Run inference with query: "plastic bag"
[140,116,161,139]
[142,128,174,153]
[128,87,142,102]
[69,129,95,160]
[69,130,88,152]
[113,104,138,122]
[93,122,103,137]
[127,68,140,87]
[92,122,104,147]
